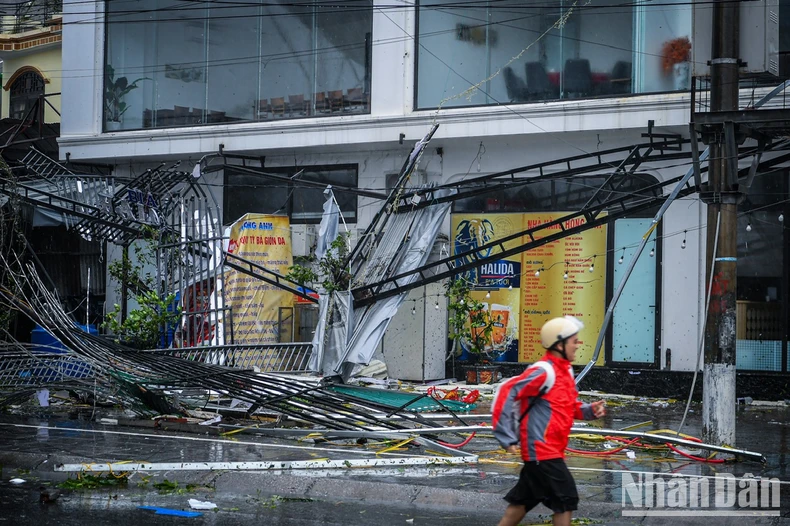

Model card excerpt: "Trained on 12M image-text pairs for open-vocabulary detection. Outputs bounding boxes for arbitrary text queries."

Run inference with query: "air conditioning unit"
[291,224,316,257]
[385,169,428,192]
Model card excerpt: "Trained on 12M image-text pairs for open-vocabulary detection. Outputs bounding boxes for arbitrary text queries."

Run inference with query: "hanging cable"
[676,212,721,436]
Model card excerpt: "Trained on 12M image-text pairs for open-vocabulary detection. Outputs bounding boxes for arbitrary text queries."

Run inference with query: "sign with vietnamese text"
[224,214,293,344]
[451,212,607,365]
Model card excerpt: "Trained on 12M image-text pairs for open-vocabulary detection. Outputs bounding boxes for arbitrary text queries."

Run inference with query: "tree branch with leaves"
[447,277,494,360]
[103,234,181,350]
[286,232,351,294]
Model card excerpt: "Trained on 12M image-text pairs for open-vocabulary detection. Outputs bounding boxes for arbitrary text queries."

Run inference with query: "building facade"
[59,0,790,378]
[0,0,62,122]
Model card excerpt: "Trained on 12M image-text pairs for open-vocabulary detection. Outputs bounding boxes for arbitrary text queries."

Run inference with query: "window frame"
[223,164,359,226]
[103,0,374,131]
[9,70,45,120]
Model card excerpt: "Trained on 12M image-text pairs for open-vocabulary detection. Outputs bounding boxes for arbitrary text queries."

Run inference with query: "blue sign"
[477,259,521,288]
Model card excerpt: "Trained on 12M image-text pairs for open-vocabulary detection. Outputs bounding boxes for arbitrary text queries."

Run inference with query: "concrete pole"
[702,0,740,446]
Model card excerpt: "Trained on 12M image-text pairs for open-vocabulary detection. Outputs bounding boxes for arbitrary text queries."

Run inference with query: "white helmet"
[540,316,584,349]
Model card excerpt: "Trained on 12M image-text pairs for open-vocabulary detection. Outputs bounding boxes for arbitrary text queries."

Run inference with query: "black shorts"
[503,459,579,514]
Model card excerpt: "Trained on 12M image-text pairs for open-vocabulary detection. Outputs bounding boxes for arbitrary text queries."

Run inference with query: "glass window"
[9,70,45,120]
[224,165,358,225]
[452,174,658,213]
[416,0,691,109]
[781,0,790,75]
[736,170,787,371]
[104,0,372,131]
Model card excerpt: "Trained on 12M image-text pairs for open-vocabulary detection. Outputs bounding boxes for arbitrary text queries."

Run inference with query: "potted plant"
[661,37,692,90]
[104,65,149,130]
[446,278,501,384]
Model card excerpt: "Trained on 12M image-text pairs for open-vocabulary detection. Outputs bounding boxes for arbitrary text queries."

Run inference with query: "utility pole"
[702,0,740,446]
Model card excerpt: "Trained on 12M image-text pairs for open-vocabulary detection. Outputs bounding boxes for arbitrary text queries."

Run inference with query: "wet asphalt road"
[1,400,790,524]
[0,483,508,526]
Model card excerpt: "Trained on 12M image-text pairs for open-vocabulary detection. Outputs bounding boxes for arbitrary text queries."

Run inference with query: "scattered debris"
[198,415,222,426]
[58,474,128,490]
[39,486,61,503]
[138,506,202,518]
[35,389,49,407]
[188,498,218,510]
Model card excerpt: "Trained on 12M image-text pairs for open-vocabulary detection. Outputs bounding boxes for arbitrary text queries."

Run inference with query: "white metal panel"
[692,0,779,77]
[381,282,446,381]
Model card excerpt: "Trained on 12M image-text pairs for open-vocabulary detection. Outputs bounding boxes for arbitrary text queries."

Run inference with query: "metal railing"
[0,351,93,388]
[152,343,315,373]
[6,0,61,34]
[692,76,790,115]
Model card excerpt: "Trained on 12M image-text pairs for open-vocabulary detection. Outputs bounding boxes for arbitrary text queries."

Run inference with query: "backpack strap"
[518,360,555,422]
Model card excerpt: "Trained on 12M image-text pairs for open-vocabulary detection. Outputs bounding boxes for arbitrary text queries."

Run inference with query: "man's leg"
[498,503,526,526]
[552,510,571,526]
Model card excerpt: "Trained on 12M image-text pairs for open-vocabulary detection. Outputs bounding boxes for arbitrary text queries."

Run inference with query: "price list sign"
[519,213,607,365]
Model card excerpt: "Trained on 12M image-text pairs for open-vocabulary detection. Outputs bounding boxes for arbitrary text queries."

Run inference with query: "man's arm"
[575,399,606,420]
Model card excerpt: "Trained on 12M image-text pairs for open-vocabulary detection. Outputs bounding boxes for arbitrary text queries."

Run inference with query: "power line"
[25,0,737,85]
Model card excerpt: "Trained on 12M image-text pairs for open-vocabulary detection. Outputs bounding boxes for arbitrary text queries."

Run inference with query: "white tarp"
[309,187,453,380]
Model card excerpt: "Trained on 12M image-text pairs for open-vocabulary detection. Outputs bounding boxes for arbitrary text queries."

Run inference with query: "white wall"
[371,0,411,116]
[61,0,103,139]
[63,0,705,373]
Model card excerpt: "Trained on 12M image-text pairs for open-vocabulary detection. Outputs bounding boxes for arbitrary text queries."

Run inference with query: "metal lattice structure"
[0,151,232,347]
[154,343,313,372]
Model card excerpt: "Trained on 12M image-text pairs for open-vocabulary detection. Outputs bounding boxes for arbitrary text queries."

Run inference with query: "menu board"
[520,213,607,364]
[452,212,607,365]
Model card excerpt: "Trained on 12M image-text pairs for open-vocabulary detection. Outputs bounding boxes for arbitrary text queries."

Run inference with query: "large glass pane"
[106,0,372,130]
[417,0,489,109]
[106,0,157,130]
[152,1,209,128]
[416,0,691,109]
[105,0,210,130]
[258,3,315,120]
[612,219,657,363]
[291,167,358,223]
[206,4,260,124]
[224,165,358,225]
[223,172,289,226]
[637,0,692,92]
[781,0,790,75]
[315,3,372,114]
[561,3,633,98]
[736,171,786,371]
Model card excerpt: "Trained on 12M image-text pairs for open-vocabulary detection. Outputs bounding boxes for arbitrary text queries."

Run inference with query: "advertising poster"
[520,212,607,365]
[224,214,293,344]
[452,214,523,360]
[451,212,607,366]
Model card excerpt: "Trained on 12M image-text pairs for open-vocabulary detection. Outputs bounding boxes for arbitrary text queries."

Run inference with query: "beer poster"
[224,214,293,344]
[452,214,524,360]
[451,212,607,365]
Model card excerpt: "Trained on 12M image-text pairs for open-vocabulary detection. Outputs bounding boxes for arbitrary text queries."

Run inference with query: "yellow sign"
[520,212,607,365]
[451,212,607,365]
[224,214,293,344]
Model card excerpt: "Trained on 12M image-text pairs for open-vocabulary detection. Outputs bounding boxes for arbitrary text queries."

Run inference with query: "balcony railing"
[1,0,61,34]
